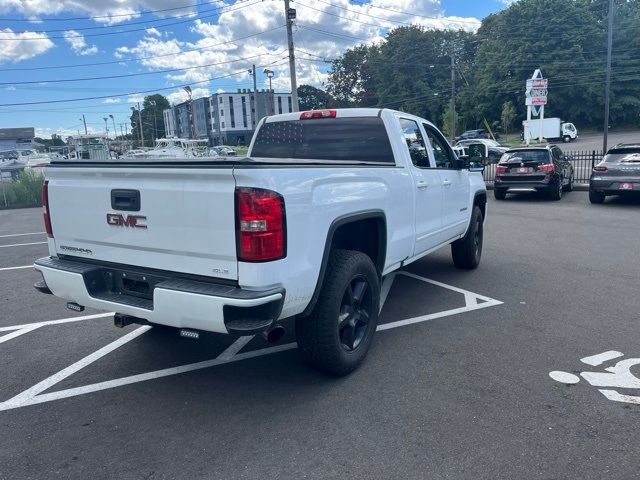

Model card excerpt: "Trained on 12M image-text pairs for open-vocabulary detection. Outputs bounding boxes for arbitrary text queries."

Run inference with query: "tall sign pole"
[284,0,299,111]
[603,0,614,153]
[450,52,456,143]
[525,69,547,144]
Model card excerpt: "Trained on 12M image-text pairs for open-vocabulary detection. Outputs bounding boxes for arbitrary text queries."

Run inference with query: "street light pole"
[184,86,196,139]
[603,0,614,153]
[103,117,109,137]
[109,115,117,140]
[264,69,274,116]
[80,115,87,134]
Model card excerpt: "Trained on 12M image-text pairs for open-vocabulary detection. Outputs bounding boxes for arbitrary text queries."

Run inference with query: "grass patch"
[0,170,44,209]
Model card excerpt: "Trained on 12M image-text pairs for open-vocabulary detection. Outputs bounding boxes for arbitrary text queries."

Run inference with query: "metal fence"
[483,150,603,185]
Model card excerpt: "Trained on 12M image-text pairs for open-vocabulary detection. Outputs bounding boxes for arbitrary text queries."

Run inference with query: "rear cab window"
[251,116,395,164]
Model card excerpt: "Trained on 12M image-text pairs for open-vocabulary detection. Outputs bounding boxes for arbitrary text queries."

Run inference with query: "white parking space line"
[0,273,503,412]
[0,232,45,238]
[2,326,151,411]
[0,326,42,345]
[0,241,47,249]
[0,265,33,272]
[0,312,114,332]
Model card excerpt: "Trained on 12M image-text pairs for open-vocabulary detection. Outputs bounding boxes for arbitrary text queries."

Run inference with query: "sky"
[0,0,510,138]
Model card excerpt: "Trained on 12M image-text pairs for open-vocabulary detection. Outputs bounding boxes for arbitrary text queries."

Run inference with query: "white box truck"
[523,118,578,143]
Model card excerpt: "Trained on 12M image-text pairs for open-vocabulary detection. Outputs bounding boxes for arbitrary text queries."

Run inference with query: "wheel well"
[474,192,487,220]
[330,217,386,274]
[300,213,387,317]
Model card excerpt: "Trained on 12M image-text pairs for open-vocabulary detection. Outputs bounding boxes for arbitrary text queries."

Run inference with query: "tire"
[563,173,574,192]
[494,188,507,200]
[589,190,605,204]
[563,135,571,143]
[549,178,563,200]
[295,249,380,376]
[451,205,483,270]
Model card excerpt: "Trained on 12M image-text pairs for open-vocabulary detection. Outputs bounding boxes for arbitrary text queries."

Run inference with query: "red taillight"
[496,166,507,174]
[299,109,336,120]
[538,164,555,172]
[236,188,285,262]
[42,181,53,238]
[593,165,608,172]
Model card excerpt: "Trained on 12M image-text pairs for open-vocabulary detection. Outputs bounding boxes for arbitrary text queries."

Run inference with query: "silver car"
[589,143,640,203]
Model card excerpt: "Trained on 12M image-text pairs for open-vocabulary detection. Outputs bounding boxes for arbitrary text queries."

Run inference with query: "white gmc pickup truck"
[35,108,487,375]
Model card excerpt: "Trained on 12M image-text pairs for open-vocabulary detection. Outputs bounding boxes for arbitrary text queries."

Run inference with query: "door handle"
[416,181,429,190]
[442,180,452,187]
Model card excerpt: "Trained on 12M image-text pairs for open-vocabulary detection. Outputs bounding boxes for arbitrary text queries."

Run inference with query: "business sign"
[526,69,547,111]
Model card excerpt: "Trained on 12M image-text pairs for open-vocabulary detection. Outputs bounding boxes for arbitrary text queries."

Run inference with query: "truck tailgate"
[46,166,238,281]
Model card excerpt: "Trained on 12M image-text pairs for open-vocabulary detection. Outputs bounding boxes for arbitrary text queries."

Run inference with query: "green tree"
[130,94,170,147]
[501,101,517,136]
[326,44,380,107]
[441,104,454,138]
[297,85,331,110]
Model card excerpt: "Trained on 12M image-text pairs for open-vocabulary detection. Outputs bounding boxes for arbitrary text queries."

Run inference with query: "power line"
[0,25,286,72]
[0,0,255,34]
[0,57,290,106]
[0,1,259,40]
[0,0,232,22]
[0,50,286,85]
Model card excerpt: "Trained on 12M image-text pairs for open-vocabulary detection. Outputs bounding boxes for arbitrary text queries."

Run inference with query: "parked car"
[211,146,237,156]
[34,108,487,376]
[589,143,640,204]
[494,145,574,200]
[456,129,489,142]
[455,139,508,164]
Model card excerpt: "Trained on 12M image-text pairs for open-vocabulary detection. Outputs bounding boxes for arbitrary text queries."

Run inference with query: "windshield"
[500,150,550,163]
[251,117,395,163]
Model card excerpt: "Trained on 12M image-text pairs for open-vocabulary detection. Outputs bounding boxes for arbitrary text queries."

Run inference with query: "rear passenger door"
[398,118,444,257]
[423,124,470,239]
[552,146,572,183]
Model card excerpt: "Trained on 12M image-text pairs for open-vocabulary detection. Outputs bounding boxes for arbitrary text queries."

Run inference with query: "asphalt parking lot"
[1,192,640,479]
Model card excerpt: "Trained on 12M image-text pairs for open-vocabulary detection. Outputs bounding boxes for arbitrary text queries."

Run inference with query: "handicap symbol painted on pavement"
[550,350,640,405]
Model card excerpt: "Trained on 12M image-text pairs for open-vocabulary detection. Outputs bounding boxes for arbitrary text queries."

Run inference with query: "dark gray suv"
[589,143,640,203]
[494,145,574,200]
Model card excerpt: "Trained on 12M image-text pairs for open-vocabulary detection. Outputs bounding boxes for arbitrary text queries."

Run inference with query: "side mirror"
[465,143,488,172]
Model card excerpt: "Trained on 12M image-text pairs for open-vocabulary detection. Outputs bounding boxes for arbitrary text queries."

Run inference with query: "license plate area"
[516,167,531,173]
[619,182,634,190]
[83,267,165,300]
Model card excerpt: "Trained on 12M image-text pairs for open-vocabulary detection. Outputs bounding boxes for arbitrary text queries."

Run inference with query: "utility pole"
[82,114,87,134]
[249,64,258,128]
[603,0,614,153]
[137,102,145,147]
[284,0,299,111]
[450,51,456,144]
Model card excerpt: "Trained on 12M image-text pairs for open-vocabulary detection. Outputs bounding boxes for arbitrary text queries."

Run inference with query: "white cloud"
[145,27,161,37]
[0,28,54,63]
[166,87,211,105]
[111,0,479,96]
[0,0,196,25]
[103,97,122,104]
[63,30,98,56]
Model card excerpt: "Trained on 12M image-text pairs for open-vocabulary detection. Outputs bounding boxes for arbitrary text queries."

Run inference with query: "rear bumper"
[34,257,284,334]
[494,177,557,192]
[590,177,640,193]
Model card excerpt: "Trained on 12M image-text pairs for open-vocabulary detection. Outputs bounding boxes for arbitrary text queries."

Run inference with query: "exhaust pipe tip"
[263,324,285,344]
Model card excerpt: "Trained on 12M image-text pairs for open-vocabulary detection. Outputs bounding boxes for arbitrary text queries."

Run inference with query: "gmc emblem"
[106,213,147,229]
